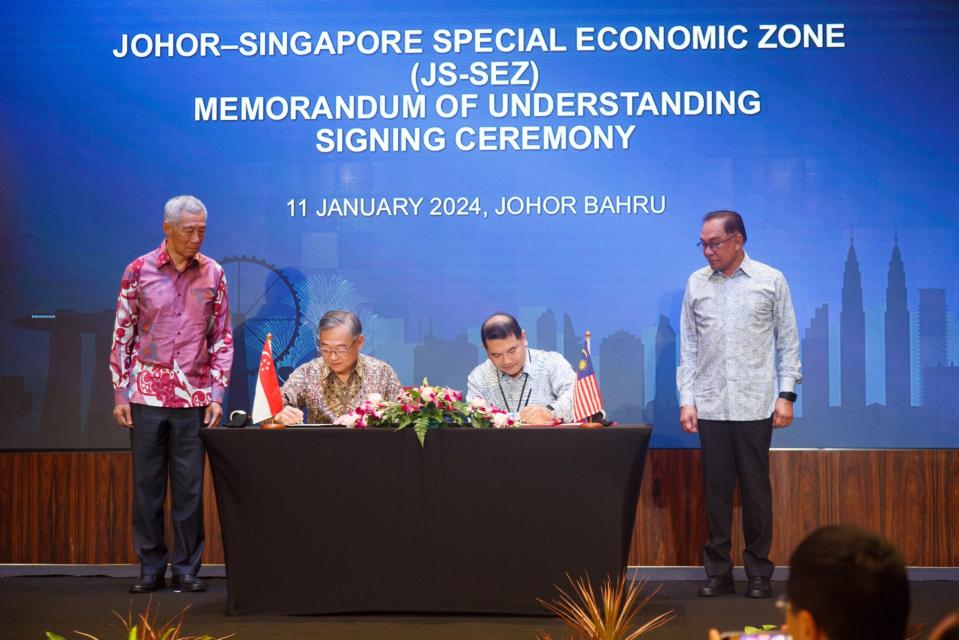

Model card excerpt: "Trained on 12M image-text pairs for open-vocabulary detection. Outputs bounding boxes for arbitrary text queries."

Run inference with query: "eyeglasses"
[696,235,737,252]
[319,336,358,357]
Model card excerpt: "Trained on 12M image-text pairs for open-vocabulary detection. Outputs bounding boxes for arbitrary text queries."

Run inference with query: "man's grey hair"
[317,310,363,339]
[164,195,208,225]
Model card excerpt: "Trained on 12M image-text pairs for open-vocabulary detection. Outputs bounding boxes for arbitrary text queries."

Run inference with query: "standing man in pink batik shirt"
[110,195,233,594]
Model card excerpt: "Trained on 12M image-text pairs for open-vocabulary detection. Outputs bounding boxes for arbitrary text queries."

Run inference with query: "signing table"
[201,425,651,615]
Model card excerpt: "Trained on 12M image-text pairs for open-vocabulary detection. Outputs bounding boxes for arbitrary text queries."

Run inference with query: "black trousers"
[698,417,774,579]
[129,403,206,577]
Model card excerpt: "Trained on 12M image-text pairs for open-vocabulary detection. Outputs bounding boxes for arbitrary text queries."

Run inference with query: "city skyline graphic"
[5,232,955,450]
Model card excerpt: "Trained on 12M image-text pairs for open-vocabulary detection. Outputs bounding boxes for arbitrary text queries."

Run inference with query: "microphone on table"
[226,410,250,428]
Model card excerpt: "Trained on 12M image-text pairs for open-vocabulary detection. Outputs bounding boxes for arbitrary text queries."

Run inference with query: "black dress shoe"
[170,574,206,593]
[698,574,735,597]
[129,575,163,594]
[745,576,772,598]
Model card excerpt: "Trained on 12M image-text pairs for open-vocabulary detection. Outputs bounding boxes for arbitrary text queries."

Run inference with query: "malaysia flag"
[573,339,604,422]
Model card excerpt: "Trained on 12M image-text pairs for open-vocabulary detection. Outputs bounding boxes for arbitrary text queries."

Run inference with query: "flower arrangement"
[336,379,517,446]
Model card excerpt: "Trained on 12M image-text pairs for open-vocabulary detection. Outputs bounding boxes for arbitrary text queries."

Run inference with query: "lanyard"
[497,351,531,413]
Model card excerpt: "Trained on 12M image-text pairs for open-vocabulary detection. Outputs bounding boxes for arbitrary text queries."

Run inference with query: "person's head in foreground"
[782,525,909,640]
[709,526,909,640]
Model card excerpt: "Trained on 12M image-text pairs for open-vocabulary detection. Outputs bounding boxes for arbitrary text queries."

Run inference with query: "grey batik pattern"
[677,254,801,421]
[466,348,577,422]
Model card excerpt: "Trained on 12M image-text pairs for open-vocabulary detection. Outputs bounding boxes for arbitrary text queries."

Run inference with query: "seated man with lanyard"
[466,312,576,424]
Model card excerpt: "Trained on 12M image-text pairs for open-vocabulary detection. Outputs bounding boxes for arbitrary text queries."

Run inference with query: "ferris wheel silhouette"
[219,254,305,422]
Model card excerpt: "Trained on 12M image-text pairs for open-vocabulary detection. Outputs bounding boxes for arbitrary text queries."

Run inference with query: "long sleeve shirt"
[677,253,802,421]
[110,241,233,407]
[280,354,402,422]
[467,348,577,422]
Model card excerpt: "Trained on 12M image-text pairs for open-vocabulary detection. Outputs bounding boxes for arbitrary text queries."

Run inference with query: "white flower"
[421,386,436,402]
[470,396,487,409]
[491,412,509,428]
[367,392,383,404]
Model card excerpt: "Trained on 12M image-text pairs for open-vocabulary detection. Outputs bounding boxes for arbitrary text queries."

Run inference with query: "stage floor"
[1,577,956,640]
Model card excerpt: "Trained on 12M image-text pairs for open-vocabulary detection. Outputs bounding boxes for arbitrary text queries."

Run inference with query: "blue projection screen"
[1,1,957,449]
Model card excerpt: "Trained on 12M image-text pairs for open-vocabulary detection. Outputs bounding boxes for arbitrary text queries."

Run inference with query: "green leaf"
[44,633,67,640]
[414,414,430,447]
[744,625,780,633]
[128,625,139,640]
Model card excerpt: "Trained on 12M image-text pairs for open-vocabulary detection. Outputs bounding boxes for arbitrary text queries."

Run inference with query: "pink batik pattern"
[133,362,204,408]
[110,242,233,408]
[110,255,144,398]
[207,271,233,396]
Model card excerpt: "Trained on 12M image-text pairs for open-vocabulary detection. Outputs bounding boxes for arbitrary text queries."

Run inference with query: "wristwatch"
[778,391,797,402]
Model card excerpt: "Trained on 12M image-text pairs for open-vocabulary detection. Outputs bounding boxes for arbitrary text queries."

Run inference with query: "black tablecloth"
[201,425,651,615]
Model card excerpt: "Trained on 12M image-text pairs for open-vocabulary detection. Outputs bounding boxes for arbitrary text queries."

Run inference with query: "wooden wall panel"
[0,452,222,565]
[766,451,829,564]
[630,448,704,566]
[845,450,959,566]
[2,449,957,567]
[200,464,223,564]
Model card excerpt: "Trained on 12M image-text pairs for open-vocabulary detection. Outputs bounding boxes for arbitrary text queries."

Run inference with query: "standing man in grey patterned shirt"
[467,313,576,424]
[677,210,801,600]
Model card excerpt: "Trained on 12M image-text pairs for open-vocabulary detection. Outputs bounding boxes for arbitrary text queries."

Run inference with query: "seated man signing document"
[273,310,402,424]
[467,312,576,424]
